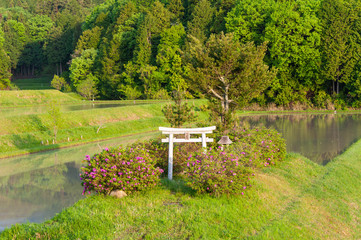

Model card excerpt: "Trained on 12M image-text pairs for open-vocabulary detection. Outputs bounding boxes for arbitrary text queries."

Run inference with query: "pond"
[1,112,361,232]
[239,112,361,164]
[0,132,158,232]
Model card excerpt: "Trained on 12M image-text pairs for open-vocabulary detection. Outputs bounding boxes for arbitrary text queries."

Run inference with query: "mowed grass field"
[12,77,52,90]
[0,89,81,107]
[0,89,207,157]
[2,137,361,239]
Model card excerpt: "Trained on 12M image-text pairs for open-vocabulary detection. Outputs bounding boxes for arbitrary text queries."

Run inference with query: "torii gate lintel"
[159,126,216,180]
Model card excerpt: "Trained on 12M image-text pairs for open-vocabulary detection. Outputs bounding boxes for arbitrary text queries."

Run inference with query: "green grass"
[0,131,158,178]
[0,99,208,158]
[0,90,81,107]
[12,77,53,90]
[2,138,361,239]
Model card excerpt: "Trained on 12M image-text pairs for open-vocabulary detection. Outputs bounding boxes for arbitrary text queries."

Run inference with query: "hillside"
[0,89,81,107]
[1,0,361,109]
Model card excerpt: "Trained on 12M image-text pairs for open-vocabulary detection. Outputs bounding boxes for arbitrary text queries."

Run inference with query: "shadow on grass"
[10,133,60,152]
[160,177,196,196]
[29,115,49,132]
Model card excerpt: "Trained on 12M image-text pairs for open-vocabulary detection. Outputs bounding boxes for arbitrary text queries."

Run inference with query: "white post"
[159,126,216,180]
[202,133,206,148]
[168,133,174,180]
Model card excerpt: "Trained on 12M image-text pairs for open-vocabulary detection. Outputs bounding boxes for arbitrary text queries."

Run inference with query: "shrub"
[131,139,202,176]
[334,98,347,110]
[226,127,286,168]
[162,91,197,127]
[184,147,253,196]
[352,100,361,109]
[80,146,164,195]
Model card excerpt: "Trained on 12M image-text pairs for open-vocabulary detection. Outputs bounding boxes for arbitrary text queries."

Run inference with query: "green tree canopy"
[187,32,276,130]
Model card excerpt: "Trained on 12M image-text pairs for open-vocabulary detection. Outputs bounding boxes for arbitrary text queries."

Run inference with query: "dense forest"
[1,0,361,109]
[0,0,105,85]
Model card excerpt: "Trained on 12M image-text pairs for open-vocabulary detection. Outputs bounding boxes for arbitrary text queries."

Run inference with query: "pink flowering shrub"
[184,148,253,196]
[80,146,164,195]
[226,127,286,168]
[130,139,202,176]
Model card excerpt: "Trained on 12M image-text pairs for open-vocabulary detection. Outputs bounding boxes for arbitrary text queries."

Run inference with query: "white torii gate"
[159,126,216,180]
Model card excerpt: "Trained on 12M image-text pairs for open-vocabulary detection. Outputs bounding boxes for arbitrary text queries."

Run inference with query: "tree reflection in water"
[0,132,157,231]
[239,113,361,165]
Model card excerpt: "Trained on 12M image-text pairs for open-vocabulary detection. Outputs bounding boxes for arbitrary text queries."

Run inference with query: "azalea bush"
[80,146,164,195]
[226,127,286,168]
[184,147,253,196]
[131,139,202,176]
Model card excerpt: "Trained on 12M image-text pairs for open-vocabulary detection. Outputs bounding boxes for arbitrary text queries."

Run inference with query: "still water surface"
[0,132,157,232]
[240,113,361,164]
[1,113,361,231]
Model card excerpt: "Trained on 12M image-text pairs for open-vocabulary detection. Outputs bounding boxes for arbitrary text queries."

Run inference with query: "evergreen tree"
[320,0,361,95]
[162,90,197,127]
[166,0,184,22]
[156,24,187,92]
[264,0,322,105]
[0,27,12,89]
[187,32,276,131]
[2,19,26,69]
[75,26,102,53]
[226,0,274,45]
[186,0,214,43]
[69,48,98,89]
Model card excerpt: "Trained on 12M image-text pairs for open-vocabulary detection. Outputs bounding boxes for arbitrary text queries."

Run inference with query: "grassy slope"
[12,77,53,90]
[0,89,207,157]
[0,103,168,157]
[0,90,81,107]
[2,139,360,239]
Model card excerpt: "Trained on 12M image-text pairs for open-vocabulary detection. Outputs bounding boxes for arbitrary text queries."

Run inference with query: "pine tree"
[187,0,214,43]
[187,32,276,131]
[320,0,360,95]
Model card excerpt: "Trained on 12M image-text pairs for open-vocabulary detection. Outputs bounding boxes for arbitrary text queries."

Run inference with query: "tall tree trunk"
[60,62,62,75]
[222,84,230,133]
[337,80,339,95]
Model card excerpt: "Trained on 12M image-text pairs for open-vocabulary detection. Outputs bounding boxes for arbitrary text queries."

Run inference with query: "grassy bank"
[0,90,81,107]
[0,98,207,158]
[2,138,360,239]
[12,77,53,90]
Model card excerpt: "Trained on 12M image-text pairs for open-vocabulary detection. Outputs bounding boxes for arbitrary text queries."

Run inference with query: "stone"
[109,190,127,198]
